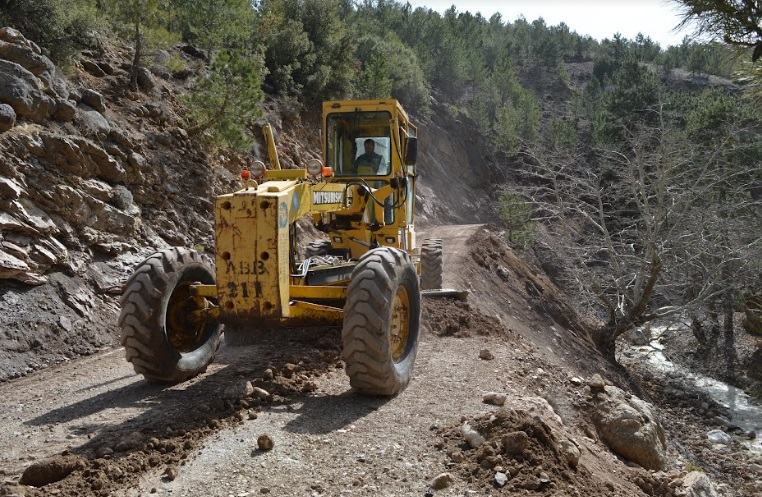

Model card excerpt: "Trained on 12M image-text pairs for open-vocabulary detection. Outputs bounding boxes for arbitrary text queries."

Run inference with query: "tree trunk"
[130,21,141,90]
[723,289,736,373]
[594,334,617,363]
[690,312,706,345]
[592,321,622,364]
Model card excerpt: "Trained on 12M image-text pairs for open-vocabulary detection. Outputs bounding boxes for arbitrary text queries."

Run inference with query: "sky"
[403,0,696,48]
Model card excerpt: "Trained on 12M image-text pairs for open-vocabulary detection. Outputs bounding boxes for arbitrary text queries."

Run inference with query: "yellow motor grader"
[119,99,443,395]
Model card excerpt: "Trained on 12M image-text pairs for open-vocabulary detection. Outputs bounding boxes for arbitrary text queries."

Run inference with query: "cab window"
[326,111,392,176]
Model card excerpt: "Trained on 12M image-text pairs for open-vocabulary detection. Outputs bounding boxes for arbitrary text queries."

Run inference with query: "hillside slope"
[0,28,499,380]
[1,28,759,497]
[1,223,757,496]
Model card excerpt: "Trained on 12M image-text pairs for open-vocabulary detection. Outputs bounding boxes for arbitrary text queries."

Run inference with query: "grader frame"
[118,99,443,395]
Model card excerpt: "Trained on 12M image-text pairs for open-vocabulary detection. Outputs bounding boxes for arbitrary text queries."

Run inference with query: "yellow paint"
[265,170,307,181]
[290,286,347,300]
[211,99,418,328]
[263,123,281,170]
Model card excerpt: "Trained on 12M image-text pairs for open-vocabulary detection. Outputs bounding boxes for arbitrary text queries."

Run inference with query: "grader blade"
[421,288,469,300]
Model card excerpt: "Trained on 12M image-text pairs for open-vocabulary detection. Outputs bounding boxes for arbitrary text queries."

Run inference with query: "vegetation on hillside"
[0,0,759,366]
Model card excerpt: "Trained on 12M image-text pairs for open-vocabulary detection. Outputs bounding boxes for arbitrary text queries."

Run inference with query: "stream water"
[624,323,762,451]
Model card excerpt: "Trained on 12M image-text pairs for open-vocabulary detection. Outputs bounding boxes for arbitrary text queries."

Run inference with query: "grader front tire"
[342,247,421,396]
[420,238,443,290]
[119,247,222,383]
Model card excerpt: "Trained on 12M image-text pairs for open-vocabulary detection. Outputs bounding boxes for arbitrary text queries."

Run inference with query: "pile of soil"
[436,409,617,496]
[423,298,511,338]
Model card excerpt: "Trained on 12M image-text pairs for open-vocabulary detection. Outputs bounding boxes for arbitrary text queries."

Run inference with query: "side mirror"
[405,137,418,165]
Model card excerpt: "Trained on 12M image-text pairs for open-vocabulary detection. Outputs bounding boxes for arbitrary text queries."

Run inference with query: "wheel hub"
[166,281,207,352]
[390,285,410,362]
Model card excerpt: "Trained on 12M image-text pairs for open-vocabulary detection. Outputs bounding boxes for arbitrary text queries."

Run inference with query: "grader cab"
[119,99,443,395]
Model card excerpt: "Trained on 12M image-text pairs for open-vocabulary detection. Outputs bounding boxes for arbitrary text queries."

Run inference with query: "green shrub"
[0,0,105,64]
[181,49,266,152]
[165,52,187,75]
[497,192,537,250]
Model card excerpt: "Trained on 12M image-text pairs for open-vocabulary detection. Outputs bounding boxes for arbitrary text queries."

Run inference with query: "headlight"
[250,160,266,178]
[306,158,324,177]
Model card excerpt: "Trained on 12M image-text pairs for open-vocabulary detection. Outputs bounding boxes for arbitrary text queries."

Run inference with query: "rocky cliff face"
[0,28,237,379]
[0,28,496,380]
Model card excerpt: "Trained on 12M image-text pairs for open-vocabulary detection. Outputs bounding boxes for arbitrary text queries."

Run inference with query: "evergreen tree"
[182,49,266,151]
[174,0,257,57]
[103,0,179,89]
[258,0,355,102]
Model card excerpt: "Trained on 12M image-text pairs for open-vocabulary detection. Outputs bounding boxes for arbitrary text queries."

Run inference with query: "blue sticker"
[291,192,300,212]
[278,201,288,228]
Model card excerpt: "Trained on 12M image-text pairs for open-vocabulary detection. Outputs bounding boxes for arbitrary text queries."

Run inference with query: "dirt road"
[2,225,752,497]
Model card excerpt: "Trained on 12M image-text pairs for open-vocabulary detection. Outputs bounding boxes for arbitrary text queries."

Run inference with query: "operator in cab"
[353,138,386,175]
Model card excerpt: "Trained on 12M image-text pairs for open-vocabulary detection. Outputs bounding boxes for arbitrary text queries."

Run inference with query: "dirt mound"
[423,298,512,338]
[436,409,621,495]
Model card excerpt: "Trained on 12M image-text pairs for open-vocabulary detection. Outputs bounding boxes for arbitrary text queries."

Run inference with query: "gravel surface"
[1,225,761,497]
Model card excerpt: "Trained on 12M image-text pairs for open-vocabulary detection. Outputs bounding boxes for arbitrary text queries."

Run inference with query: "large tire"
[119,247,223,382]
[342,247,421,395]
[420,238,443,290]
[306,240,332,257]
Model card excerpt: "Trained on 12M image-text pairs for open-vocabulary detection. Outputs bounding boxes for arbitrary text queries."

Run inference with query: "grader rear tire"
[342,247,421,396]
[306,240,332,257]
[119,247,223,383]
[420,238,443,290]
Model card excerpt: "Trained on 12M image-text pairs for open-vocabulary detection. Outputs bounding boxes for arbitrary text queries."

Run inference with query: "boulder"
[682,471,718,497]
[151,50,171,79]
[591,385,667,470]
[80,88,106,113]
[53,99,76,122]
[0,59,51,122]
[81,60,106,77]
[97,61,115,75]
[136,66,154,91]
[76,103,110,139]
[111,185,140,215]
[68,86,82,102]
[180,44,207,60]
[46,71,70,99]
[0,27,41,54]
[0,102,15,131]
[558,438,580,468]
[0,39,55,79]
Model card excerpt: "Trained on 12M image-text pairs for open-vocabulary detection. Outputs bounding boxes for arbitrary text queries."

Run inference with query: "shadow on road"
[22,326,347,458]
[282,390,390,435]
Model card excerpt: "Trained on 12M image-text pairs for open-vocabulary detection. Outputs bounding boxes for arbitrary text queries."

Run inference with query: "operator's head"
[363,139,375,154]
